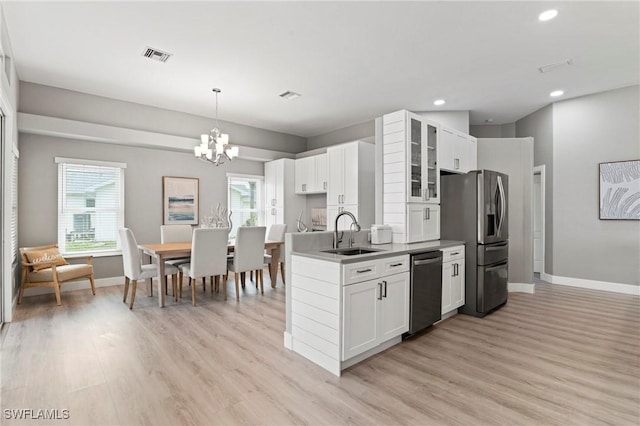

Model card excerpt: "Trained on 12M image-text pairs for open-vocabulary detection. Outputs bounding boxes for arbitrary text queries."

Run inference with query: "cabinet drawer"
[441,245,465,262]
[343,260,380,285]
[380,255,410,275]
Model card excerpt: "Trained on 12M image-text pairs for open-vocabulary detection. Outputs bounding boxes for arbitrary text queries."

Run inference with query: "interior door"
[533,173,542,273]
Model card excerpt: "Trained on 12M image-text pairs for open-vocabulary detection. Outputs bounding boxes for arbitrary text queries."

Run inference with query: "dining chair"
[228,226,266,301]
[119,228,179,309]
[178,228,229,306]
[160,224,193,295]
[264,224,287,285]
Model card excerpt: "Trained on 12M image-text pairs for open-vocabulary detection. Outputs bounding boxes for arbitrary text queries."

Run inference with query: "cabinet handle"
[302,184,306,192]
[383,280,387,298]
[426,207,431,220]
[390,263,403,267]
[452,264,456,277]
[378,282,383,300]
[454,158,459,170]
[272,199,276,206]
[451,252,459,256]
[356,268,372,273]
[324,182,327,190]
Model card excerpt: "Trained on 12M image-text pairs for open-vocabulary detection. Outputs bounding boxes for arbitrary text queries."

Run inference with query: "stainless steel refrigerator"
[441,170,509,317]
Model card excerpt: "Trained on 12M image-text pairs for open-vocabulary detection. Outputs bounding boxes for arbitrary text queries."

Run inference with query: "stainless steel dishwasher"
[405,251,443,337]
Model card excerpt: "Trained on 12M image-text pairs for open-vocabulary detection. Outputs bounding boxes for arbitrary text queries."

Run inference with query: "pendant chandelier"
[194,88,238,165]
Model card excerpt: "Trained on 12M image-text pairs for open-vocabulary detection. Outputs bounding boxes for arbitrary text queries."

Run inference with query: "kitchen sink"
[321,248,382,256]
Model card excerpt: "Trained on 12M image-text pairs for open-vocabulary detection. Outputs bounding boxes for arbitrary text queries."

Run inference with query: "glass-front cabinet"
[425,121,439,203]
[405,113,439,204]
[408,116,423,202]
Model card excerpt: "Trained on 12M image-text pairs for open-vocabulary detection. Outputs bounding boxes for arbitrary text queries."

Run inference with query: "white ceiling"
[3,1,638,138]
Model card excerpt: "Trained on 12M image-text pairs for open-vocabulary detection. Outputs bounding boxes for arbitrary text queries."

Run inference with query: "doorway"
[533,165,545,282]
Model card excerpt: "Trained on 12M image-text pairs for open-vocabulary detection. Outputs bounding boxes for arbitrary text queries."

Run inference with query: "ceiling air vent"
[142,47,172,63]
[538,59,572,73]
[279,91,301,100]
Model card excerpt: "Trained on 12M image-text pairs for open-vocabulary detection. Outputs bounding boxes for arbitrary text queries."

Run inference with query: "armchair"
[18,244,96,306]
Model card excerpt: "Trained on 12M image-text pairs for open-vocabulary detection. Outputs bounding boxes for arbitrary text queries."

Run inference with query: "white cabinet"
[326,141,375,231]
[439,127,477,173]
[441,245,465,315]
[291,253,409,376]
[294,154,328,194]
[342,256,409,361]
[407,204,440,243]
[382,110,440,243]
[264,159,306,231]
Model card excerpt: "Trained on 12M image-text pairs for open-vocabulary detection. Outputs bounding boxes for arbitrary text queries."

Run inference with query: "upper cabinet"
[439,127,477,174]
[264,159,306,231]
[326,141,375,231]
[294,153,328,194]
[382,110,440,204]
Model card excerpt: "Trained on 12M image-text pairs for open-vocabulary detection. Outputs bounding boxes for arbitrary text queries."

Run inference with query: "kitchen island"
[287,234,464,376]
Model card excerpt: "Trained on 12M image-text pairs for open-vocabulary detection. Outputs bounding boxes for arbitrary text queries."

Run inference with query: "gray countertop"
[291,239,465,264]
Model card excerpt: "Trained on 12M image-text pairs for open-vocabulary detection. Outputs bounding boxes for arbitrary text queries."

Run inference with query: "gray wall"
[18,133,264,279]
[470,123,516,138]
[477,138,534,285]
[306,120,374,150]
[552,86,639,285]
[516,105,554,273]
[19,82,308,153]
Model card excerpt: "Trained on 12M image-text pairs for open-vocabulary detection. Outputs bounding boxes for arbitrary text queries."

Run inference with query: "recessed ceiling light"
[433,99,445,106]
[550,90,564,97]
[539,9,558,22]
[485,119,494,123]
[279,91,301,100]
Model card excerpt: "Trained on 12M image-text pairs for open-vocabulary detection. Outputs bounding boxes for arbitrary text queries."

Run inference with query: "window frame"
[55,157,126,257]
[226,173,264,239]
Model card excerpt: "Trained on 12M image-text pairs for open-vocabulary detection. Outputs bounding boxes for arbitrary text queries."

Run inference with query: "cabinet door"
[441,261,453,315]
[467,137,477,172]
[423,205,440,241]
[425,122,439,203]
[407,115,425,203]
[294,158,307,194]
[379,272,410,341]
[343,280,381,360]
[315,153,328,193]
[452,261,465,309]
[342,143,359,205]
[406,204,426,243]
[326,206,339,231]
[305,156,318,193]
[265,161,277,208]
[439,127,455,172]
[454,133,467,172]
[327,147,344,205]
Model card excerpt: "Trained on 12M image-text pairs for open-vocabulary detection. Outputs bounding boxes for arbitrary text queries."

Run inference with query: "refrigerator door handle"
[486,242,508,251]
[497,175,506,236]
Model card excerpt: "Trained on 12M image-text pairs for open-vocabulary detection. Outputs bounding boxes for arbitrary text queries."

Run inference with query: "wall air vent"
[142,47,172,63]
[538,59,572,73]
[279,91,301,100]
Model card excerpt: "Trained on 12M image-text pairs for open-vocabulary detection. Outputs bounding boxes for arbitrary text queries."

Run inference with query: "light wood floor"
[2,275,639,426]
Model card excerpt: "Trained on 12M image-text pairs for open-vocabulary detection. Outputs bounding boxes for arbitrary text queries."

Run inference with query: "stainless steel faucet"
[334,210,361,249]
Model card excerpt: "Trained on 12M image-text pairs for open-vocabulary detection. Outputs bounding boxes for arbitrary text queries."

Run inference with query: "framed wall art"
[599,160,640,220]
[162,176,199,225]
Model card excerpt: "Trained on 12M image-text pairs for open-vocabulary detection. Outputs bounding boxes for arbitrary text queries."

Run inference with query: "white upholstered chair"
[178,228,229,306]
[119,228,179,309]
[264,224,287,285]
[228,226,266,301]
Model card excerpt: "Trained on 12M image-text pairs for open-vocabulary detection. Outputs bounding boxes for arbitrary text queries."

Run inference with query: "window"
[227,174,263,239]
[56,158,126,255]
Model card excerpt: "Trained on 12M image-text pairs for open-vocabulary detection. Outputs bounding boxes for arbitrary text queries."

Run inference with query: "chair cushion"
[25,247,69,271]
[29,264,92,282]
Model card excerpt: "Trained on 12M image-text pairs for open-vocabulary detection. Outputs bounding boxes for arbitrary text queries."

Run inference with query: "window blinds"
[56,158,126,255]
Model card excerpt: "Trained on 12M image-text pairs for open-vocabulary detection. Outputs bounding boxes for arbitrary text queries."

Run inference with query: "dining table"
[139,240,284,307]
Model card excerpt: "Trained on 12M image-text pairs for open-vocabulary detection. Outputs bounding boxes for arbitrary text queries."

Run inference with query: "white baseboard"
[21,276,123,297]
[508,282,535,293]
[283,331,293,350]
[543,273,640,296]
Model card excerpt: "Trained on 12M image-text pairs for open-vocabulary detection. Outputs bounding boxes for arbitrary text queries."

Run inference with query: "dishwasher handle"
[413,258,441,266]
